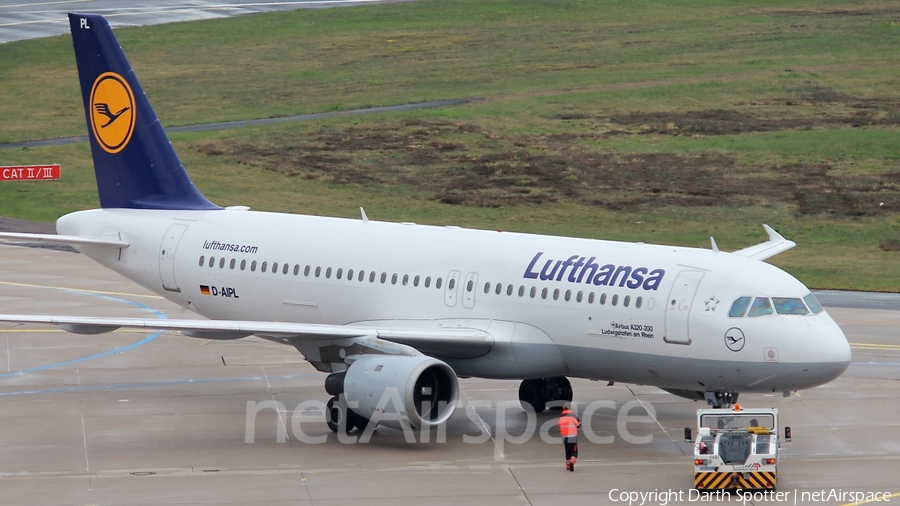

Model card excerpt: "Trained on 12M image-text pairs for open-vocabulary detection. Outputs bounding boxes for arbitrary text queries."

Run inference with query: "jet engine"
[329,355,459,430]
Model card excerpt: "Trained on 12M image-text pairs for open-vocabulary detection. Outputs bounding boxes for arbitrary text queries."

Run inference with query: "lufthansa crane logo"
[89,72,135,153]
[724,327,746,352]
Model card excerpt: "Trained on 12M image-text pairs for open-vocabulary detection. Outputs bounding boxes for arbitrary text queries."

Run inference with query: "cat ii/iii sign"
[1,165,60,181]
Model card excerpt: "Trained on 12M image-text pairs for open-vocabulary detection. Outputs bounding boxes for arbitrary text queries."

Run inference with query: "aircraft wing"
[0,232,129,248]
[731,224,796,261]
[0,314,494,359]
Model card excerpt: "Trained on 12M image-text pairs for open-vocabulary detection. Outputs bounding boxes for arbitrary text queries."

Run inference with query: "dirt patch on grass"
[192,113,900,215]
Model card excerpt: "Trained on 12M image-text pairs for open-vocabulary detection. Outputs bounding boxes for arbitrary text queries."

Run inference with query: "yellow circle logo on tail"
[89,72,136,154]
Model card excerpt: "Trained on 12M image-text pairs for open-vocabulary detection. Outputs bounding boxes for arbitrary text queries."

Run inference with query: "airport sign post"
[1,164,60,181]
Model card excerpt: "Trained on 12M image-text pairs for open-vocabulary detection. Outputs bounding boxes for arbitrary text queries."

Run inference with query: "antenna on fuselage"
[710,237,719,253]
[360,207,369,223]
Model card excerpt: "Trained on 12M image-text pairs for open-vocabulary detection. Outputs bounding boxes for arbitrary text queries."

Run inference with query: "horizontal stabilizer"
[732,224,796,261]
[0,232,129,248]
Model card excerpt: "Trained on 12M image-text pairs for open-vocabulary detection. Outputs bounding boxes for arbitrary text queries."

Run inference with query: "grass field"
[1,0,900,290]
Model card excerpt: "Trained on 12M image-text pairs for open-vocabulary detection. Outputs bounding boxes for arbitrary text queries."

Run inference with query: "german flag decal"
[200,285,211,295]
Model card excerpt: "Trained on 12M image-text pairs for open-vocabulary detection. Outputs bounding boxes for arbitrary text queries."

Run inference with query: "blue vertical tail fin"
[68,13,219,210]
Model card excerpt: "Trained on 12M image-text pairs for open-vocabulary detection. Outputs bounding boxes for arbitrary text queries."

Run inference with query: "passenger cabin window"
[588,292,595,303]
[199,256,205,266]
[414,275,420,287]
[436,278,443,289]
[251,260,258,272]
[424,276,431,287]
[241,260,247,271]
[315,266,321,277]
[729,297,752,317]
[636,296,643,309]
[599,293,607,305]
[495,283,502,295]
[370,271,376,283]
[773,297,809,315]
[484,283,491,294]
[261,261,268,273]
[209,257,215,268]
[283,263,289,275]
[403,274,410,286]
[623,295,630,307]
[360,271,366,282]
[294,265,300,275]
[804,294,823,314]
[611,294,619,306]
[304,265,310,276]
[518,286,525,297]
[748,297,774,317]
[272,262,278,273]
[448,278,456,290]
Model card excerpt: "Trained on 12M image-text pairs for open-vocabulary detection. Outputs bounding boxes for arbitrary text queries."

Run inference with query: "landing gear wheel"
[519,379,547,413]
[544,376,573,410]
[326,396,350,434]
[352,412,371,432]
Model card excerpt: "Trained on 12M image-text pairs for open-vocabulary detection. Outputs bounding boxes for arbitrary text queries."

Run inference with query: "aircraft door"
[159,224,188,292]
[462,272,478,309]
[664,270,705,344]
[444,270,460,307]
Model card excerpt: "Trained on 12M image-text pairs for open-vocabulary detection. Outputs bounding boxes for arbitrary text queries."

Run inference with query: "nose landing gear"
[518,376,573,412]
[705,391,739,409]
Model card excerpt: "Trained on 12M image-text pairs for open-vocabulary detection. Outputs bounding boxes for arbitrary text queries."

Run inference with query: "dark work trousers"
[564,437,578,461]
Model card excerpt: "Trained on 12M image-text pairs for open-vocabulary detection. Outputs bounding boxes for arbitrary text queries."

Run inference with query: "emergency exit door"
[159,224,188,292]
[664,270,704,344]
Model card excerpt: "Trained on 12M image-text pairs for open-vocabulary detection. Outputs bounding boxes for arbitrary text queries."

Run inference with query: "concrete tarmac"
[0,243,898,505]
[0,0,408,44]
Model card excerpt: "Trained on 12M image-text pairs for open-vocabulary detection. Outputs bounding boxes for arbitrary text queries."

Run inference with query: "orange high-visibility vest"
[558,411,580,437]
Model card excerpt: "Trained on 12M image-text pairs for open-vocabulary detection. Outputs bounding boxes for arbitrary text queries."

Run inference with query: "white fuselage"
[57,208,851,394]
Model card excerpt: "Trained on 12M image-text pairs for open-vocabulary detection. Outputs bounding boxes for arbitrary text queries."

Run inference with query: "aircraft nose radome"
[798,324,852,375]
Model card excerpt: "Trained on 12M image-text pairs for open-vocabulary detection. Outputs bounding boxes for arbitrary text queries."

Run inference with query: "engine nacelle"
[344,355,459,430]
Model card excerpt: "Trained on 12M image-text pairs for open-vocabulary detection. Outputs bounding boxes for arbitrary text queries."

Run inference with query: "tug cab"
[685,406,790,491]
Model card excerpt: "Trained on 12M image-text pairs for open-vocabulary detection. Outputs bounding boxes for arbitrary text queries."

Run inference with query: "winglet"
[763,223,785,242]
[732,224,796,261]
[68,13,219,210]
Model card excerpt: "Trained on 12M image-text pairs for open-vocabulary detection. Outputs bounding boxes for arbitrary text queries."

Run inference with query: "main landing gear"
[518,376,573,412]
[326,395,371,434]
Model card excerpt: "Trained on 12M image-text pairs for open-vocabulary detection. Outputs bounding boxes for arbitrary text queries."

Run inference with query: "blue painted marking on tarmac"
[1,287,168,379]
[0,331,163,379]
[0,373,322,397]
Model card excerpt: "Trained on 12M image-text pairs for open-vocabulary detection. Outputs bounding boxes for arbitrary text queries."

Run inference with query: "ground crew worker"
[558,402,581,472]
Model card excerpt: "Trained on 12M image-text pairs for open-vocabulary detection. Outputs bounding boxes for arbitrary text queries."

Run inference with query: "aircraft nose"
[798,322,851,380]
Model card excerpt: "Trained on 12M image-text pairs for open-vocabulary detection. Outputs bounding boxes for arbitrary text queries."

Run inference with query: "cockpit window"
[804,294,824,314]
[772,297,809,315]
[729,297,752,317]
[747,297,774,317]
